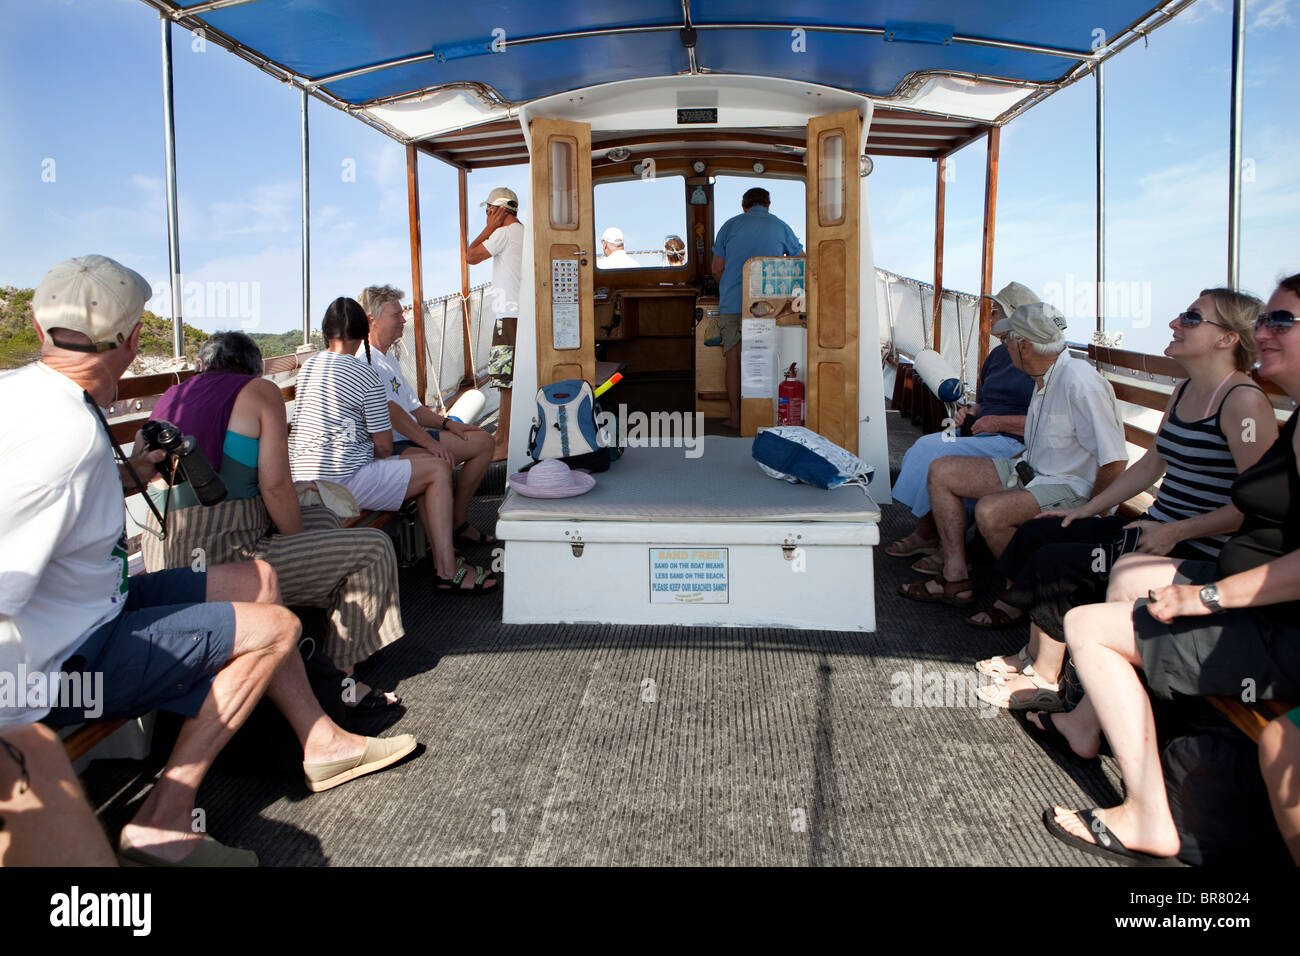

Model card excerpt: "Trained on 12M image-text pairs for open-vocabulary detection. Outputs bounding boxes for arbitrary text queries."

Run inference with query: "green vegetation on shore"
[0,287,322,372]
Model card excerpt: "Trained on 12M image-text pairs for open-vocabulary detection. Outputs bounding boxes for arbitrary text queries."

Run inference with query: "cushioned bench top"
[499,437,880,523]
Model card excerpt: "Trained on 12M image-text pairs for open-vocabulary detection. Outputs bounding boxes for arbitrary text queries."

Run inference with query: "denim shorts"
[43,568,236,726]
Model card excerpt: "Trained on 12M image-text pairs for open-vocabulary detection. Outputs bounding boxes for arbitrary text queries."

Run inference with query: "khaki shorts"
[991,458,1089,512]
[718,312,742,352]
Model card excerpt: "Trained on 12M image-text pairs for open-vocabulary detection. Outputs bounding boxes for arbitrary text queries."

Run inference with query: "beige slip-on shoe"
[303,734,418,793]
[118,831,258,867]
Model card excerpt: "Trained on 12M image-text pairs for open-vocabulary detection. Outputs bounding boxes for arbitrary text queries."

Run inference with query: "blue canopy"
[173,1,1171,109]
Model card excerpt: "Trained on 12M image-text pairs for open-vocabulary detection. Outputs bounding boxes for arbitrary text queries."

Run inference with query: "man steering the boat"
[900,302,1128,607]
[710,187,804,430]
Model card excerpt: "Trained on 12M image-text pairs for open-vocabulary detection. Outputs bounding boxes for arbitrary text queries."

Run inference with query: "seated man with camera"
[0,256,417,866]
[900,302,1128,607]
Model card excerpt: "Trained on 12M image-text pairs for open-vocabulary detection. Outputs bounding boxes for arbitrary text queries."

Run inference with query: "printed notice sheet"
[649,548,729,604]
[740,317,776,397]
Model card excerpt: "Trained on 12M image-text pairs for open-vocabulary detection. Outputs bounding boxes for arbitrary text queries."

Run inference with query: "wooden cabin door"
[804,109,861,452]
[529,117,595,386]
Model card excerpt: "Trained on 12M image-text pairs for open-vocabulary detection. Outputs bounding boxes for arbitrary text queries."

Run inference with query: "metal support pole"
[932,157,946,354]
[977,127,1001,372]
[1227,0,1245,288]
[1096,64,1105,335]
[160,17,183,358]
[300,87,311,346]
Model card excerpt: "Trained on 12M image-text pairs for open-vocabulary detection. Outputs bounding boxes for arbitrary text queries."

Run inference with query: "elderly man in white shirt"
[596,227,642,269]
[901,303,1128,607]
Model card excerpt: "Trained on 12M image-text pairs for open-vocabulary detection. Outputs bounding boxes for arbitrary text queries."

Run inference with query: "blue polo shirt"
[975,344,1034,438]
[713,206,803,314]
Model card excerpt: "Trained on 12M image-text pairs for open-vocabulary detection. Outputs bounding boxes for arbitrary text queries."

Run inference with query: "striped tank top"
[1146,380,1262,557]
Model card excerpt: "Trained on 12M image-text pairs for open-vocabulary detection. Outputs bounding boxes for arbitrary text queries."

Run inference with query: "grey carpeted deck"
[83,411,1128,866]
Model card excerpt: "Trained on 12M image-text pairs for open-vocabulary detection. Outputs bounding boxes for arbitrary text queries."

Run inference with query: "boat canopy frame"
[134,0,1246,393]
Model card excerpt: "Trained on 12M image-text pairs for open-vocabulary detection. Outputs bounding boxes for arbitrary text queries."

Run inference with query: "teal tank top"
[148,430,261,511]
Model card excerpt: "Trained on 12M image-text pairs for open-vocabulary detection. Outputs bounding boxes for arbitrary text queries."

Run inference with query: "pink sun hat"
[507,459,596,498]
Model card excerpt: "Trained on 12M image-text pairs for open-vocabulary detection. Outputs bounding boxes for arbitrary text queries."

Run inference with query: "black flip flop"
[346,687,403,712]
[1042,808,1180,866]
[1021,710,1111,759]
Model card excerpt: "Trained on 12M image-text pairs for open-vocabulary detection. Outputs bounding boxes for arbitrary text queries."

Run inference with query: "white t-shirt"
[1021,349,1128,498]
[483,221,524,317]
[356,342,420,414]
[288,350,392,483]
[597,248,642,269]
[0,363,129,725]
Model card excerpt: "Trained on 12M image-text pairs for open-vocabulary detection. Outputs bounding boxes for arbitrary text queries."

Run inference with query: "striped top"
[288,350,391,483]
[1146,381,1261,557]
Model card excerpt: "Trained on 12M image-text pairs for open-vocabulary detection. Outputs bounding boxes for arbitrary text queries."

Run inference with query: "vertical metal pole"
[160,17,183,358]
[300,88,311,346]
[977,127,1000,372]
[932,156,946,354]
[1227,0,1245,288]
[1096,64,1105,335]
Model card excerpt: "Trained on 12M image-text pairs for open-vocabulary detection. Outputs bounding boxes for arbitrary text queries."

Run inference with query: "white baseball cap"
[601,227,624,245]
[33,255,152,352]
[479,187,518,211]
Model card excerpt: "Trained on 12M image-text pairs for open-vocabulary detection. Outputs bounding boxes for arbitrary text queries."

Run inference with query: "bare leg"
[923,456,1003,597]
[723,344,741,429]
[403,452,495,590]
[492,388,511,462]
[915,514,938,540]
[1051,601,1180,856]
[0,722,116,866]
[120,599,301,862]
[435,427,494,531]
[1106,553,1185,603]
[1031,693,1104,759]
[1259,715,1300,865]
[973,489,1041,559]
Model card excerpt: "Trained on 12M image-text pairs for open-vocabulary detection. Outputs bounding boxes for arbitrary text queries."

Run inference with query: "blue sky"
[1,0,1295,357]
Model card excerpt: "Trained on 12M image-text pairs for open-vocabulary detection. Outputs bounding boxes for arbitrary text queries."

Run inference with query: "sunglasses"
[1255,310,1296,332]
[1175,310,1229,330]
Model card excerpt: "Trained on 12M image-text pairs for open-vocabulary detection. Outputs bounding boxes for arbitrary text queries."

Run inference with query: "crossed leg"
[1049,601,1181,857]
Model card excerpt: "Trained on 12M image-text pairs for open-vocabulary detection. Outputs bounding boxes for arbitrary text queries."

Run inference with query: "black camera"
[1014,460,1036,486]
[140,419,227,506]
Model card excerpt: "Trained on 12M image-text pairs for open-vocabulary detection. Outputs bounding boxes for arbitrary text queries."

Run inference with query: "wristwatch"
[1198,583,1223,613]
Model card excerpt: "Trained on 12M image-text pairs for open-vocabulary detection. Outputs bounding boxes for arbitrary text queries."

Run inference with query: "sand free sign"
[649,548,729,604]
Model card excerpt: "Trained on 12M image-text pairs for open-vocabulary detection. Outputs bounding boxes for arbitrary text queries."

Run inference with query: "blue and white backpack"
[527,379,615,472]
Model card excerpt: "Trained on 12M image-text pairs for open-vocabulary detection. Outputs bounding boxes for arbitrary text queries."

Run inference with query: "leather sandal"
[885,533,940,558]
[910,553,944,575]
[898,575,974,607]
[976,668,1064,711]
[118,832,258,868]
[967,604,1025,630]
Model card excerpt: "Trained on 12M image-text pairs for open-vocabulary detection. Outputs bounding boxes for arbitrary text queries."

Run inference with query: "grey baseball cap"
[985,281,1039,320]
[994,301,1068,344]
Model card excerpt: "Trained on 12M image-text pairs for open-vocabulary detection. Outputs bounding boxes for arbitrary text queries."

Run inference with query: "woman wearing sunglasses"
[1041,274,1300,863]
[971,288,1275,713]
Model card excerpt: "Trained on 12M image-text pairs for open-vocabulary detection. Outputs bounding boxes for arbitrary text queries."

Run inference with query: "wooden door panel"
[805,109,861,452]
[531,118,595,386]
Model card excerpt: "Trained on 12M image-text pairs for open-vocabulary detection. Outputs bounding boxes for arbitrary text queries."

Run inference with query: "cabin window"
[549,137,579,229]
[817,130,845,226]
[593,175,689,270]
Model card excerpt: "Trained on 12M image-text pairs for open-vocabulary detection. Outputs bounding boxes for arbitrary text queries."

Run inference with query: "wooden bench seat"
[1207,697,1293,744]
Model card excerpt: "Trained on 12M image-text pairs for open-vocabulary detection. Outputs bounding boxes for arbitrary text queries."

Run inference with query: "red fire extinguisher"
[778,362,805,425]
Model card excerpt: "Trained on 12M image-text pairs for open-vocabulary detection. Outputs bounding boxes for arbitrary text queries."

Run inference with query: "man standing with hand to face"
[467,187,524,462]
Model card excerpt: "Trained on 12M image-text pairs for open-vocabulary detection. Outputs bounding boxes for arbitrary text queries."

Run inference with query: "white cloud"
[1249,0,1295,30]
